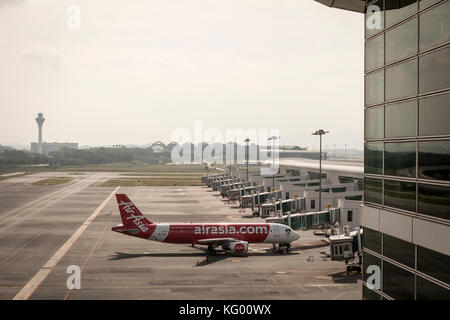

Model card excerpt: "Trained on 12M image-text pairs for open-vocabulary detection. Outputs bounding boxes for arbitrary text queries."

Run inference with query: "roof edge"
[314,0,366,13]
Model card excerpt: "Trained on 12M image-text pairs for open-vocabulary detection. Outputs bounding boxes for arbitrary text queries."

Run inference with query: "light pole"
[268,136,279,189]
[244,138,250,181]
[312,129,329,212]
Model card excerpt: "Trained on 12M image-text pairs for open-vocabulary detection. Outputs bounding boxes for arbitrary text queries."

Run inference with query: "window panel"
[419,0,443,10]
[362,228,382,254]
[365,106,384,139]
[386,17,418,64]
[366,70,385,105]
[386,58,417,101]
[419,46,450,94]
[419,140,450,181]
[384,179,416,212]
[364,177,383,204]
[365,143,383,174]
[385,100,417,137]
[366,34,385,72]
[384,142,416,177]
[418,183,450,220]
[420,0,450,51]
[417,276,450,300]
[419,92,450,136]
[385,0,418,27]
[383,261,415,300]
[363,251,382,282]
[417,245,450,284]
[363,284,382,300]
[366,0,385,39]
[383,233,415,268]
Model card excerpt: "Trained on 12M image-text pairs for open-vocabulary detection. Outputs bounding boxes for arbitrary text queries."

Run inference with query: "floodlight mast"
[244,138,250,181]
[311,129,329,212]
[268,136,279,188]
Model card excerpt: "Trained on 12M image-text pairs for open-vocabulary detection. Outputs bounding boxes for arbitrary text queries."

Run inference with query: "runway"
[0,172,361,300]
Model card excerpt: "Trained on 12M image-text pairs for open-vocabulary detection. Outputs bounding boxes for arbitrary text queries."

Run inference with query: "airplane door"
[274,225,280,239]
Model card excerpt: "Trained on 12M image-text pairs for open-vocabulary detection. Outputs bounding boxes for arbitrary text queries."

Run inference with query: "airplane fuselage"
[112,194,300,254]
[113,222,298,244]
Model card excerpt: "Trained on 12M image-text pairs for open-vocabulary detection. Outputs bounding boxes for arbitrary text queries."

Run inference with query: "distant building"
[31,142,78,155]
[150,141,166,153]
[31,112,78,155]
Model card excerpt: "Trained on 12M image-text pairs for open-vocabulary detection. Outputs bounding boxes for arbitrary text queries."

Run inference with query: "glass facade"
[364,0,450,300]
[385,100,417,137]
[384,142,416,177]
[364,177,383,204]
[383,233,415,268]
[384,179,416,211]
[365,142,383,174]
[418,140,450,181]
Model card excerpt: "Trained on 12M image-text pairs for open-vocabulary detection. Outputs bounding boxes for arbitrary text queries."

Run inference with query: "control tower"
[35,113,45,154]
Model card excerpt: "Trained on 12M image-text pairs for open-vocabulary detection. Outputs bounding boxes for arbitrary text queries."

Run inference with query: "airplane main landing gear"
[273,243,291,254]
[207,244,217,255]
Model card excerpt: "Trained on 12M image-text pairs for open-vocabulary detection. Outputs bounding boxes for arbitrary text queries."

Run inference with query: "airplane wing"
[196,238,238,245]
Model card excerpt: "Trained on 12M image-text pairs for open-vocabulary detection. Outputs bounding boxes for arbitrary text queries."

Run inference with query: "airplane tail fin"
[115,194,153,226]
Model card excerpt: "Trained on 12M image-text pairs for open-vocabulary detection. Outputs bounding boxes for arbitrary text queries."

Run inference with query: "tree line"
[0,147,172,166]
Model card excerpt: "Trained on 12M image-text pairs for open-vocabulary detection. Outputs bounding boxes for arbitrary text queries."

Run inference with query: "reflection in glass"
[419,0,442,10]
[419,46,450,94]
[419,140,450,181]
[417,277,450,300]
[417,245,450,284]
[420,0,450,51]
[419,92,450,136]
[364,177,383,204]
[366,0,385,38]
[384,179,416,212]
[366,34,385,72]
[383,261,415,300]
[383,233,415,268]
[365,106,384,139]
[385,100,417,137]
[384,142,416,177]
[366,71,385,105]
[386,17,418,64]
[385,0,417,27]
[363,228,382,254]
[418,183,450,220]
[365,143,383,174]
[386,58,417,101]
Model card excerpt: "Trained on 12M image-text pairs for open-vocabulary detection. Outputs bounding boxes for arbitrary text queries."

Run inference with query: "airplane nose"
[291,231,300,241]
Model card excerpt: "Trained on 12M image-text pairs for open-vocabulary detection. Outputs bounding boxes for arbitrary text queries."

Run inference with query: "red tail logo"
[115,194,152,232]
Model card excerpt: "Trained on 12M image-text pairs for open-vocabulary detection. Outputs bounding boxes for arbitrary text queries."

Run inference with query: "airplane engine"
[229,241,248,253]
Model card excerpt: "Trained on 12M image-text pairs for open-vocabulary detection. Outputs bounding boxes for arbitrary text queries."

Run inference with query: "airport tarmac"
[0,171,362,300]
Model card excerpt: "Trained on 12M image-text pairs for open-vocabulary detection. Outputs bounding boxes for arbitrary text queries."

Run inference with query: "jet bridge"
[266,208,341,230]
[260,198,306,218]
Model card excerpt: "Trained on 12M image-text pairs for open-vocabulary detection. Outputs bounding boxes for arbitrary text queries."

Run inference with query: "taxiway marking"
[13,186,120,300]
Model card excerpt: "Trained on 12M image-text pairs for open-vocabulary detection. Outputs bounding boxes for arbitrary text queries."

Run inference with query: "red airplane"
[112,194,300,254]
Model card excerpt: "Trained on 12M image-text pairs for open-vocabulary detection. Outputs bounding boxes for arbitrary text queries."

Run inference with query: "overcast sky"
[0,0,364,150]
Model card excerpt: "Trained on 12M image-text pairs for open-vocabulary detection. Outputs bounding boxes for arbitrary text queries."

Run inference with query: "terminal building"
[30,142,78,155]
[315,0,450,299]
